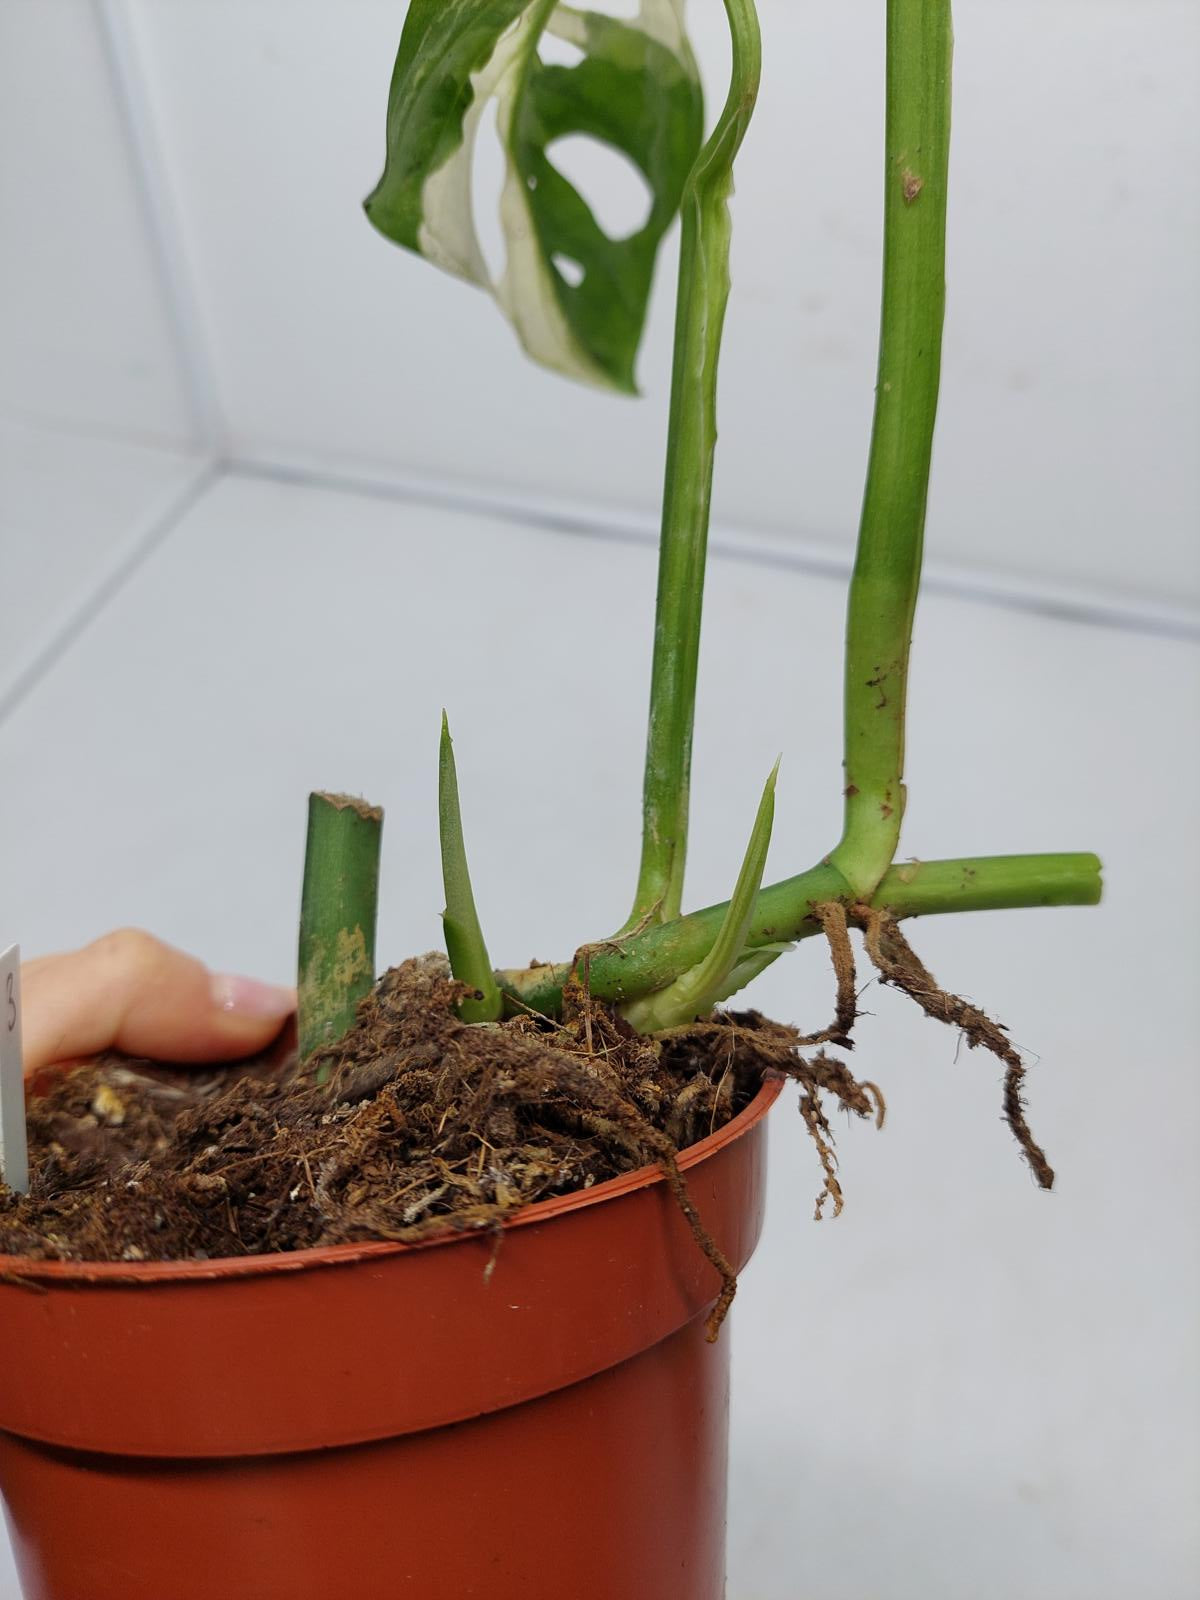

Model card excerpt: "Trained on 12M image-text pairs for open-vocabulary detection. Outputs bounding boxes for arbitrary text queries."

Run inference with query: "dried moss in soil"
[0,914,1051,1332]
[0,955,809,1276]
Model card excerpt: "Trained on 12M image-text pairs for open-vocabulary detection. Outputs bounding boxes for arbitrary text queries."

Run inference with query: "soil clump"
[0,957,834,1298]
[0,916,1046,1334]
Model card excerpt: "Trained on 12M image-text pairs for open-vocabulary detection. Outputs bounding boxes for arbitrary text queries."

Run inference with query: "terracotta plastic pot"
[0,1073,782,1600]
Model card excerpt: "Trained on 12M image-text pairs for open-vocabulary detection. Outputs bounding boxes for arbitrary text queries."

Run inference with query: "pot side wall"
[0,1079,780,1599]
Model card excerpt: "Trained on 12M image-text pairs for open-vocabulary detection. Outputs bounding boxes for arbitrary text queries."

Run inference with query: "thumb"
[20,930,295,1077]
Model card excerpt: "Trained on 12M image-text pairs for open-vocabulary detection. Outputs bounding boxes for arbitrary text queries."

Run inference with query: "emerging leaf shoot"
[623,758,781,1032]
[439,713,504,1022]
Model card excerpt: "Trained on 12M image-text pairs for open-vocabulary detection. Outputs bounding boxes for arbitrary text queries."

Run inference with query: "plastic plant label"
[0,945,28,1194]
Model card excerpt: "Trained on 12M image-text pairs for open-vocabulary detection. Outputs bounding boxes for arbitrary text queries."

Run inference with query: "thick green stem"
[297,792,383,1061]
[500,851,1101,1017]
[628,0,761,925]
[830,0,953,898]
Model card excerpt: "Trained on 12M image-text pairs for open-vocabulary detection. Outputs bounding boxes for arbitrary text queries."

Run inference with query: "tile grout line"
[0,460,223,730]
[92,0,228,454]
[3,0,237,731]
[231,454,1200,644]
[7,431,1191,741]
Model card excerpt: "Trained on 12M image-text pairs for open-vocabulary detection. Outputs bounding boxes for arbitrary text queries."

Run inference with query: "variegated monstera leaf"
[364,1,703,393]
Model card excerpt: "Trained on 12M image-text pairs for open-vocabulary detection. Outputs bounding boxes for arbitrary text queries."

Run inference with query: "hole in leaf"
[471,97,508,284]
[552,253,585,287]
[581,0,640,15]
[539,33,586,69]
[547,135,653,241]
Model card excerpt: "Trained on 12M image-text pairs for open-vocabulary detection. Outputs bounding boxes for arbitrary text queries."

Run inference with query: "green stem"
[830,0,953,898]
[628,0,762,925]
[297,792,383,1062]
[500,851,1101,1017]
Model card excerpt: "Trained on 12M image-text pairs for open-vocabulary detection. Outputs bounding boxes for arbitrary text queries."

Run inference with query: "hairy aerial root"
[852,904,1054,1189]
[563,973,738,1339]
[676,905,885,1221]
[804,901,860,1047]
[573,1092,738,1342]
[775,1049,886,1219]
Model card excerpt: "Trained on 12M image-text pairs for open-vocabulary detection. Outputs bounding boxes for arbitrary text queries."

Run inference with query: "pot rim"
[0,1071,785,1287]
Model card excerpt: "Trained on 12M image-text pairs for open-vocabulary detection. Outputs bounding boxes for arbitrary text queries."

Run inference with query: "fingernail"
[210,974,296,1020]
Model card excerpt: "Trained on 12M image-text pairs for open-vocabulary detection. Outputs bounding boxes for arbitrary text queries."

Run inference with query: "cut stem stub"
[297,791,383,1062]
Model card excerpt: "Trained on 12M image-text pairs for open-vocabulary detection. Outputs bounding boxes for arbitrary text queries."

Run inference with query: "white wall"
[0,0,208,715]
[115,0,1200,604]
[0,0,196,446]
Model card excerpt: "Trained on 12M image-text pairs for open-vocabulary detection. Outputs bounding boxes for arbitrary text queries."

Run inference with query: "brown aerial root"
[564,957,886,1330]
[561,974,738,1341]
[686,1001,886,1224]
[851,904,1055,1189]
[804,901,861,1047]
[645,1127,739,1342]
[773,1048,886,1219]
[687,907,887,1220]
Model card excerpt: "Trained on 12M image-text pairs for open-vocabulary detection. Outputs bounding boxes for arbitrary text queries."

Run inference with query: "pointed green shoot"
[703,940,794,1008]
[623,758,779,1032]
[439,714,503,1023]
[298,792,383,1064]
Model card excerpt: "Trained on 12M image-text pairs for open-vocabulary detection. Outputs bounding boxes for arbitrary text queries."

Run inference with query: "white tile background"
[1,1,1198,1596]
[0,1,197,445]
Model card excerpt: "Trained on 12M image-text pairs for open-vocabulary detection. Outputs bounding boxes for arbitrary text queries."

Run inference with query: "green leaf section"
[365,1,702,391]
[439,714,504,1023]
[362,1,529,255]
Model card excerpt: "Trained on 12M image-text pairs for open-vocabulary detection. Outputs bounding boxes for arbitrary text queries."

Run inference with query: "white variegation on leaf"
[414,22,530,285]
[365,0,702,392]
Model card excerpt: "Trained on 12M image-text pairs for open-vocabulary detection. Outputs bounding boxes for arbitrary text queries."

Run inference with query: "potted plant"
[0,2,1100,1597]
